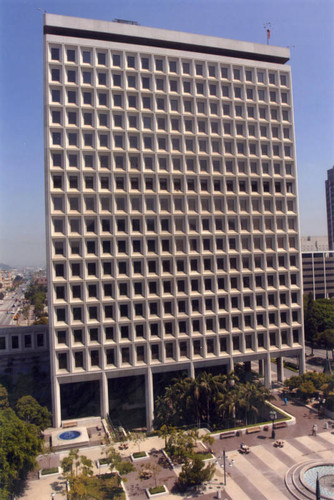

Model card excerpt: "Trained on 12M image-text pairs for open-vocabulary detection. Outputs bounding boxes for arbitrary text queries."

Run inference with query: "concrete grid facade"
[44,14,305,429]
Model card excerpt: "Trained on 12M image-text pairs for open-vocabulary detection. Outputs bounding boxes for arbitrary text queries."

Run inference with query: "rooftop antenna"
[263,22,271,45]
[113,18,140,25]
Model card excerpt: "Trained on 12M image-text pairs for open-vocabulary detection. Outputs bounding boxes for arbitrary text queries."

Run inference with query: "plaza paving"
[21,393,334,499]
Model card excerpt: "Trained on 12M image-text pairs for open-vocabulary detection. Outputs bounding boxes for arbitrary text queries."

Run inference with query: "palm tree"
[187,377,202,428]
[236,382,271,425]
[196,372,225,427]
[217,388,237,428]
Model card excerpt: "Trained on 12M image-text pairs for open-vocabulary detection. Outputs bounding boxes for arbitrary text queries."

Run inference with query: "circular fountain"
[301,464,334,499]
[285,461,334,499]
[58,430,81,441]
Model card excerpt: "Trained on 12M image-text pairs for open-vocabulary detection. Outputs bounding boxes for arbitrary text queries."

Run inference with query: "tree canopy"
[0,385,9,411]
[154,370,271,429]
[15,395,51,431]
[24,281,47,318]
[177,455,215,492]
[0,408,42,498]
[313,299,334,333]
[285,372,334,407]
[61,444,131,499]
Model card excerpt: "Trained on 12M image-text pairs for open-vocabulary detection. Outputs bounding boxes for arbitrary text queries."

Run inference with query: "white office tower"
[44,14,305,429]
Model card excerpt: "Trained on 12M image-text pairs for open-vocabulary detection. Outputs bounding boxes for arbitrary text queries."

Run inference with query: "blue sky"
[0,0,333,267]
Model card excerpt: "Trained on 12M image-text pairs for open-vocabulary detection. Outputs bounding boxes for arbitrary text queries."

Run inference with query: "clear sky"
[0,0,333,267]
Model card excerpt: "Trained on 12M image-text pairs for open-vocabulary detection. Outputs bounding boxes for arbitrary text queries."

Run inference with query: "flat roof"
[44,13,290,64]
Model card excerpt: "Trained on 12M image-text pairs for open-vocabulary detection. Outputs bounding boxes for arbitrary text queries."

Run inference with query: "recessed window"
[51,47,60,60]
[67,49,76,62]
[141,57,150,70]
[97,52,106,65]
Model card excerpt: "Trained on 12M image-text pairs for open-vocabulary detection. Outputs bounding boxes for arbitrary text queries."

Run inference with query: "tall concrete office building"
[326,166,334,250]
[44,14,305,429]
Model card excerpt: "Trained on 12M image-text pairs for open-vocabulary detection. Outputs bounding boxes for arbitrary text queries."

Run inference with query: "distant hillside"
[0,263,12,271]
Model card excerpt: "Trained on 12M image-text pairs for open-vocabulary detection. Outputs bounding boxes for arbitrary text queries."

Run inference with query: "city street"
[0,294,17,326]
[0,286,26,326]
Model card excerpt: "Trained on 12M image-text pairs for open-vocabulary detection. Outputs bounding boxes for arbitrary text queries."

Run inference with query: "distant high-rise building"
[326,166,334,250]
[44,14,305,429]
[302,251,334,299]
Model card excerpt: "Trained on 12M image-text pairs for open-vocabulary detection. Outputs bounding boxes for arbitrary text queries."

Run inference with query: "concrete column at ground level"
[100,372,109,419]
[145,368,154,432]
[244,361,251,373]
[188,362,195,379]
[52,378,61,428]
[298,350,306,375]
[277,357,284,383]
[258,359,264,376]
[264,353,272,388]
[228,357,234,373]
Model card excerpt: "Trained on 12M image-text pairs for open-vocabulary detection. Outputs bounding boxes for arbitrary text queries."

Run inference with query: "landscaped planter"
[196,452,215,462]
[161,449,179,469]
[210,402,295,439]
[146,484,168,497]
[39,466,61,479]
[96,458,110,468]
[131,451,149,461]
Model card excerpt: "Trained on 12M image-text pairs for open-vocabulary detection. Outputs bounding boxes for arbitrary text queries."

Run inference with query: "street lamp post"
[216,452,227,486]
[269,410,277,439]
[223,450,226,485]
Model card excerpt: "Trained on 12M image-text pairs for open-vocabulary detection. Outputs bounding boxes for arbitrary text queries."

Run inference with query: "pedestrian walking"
[312,424,317,436]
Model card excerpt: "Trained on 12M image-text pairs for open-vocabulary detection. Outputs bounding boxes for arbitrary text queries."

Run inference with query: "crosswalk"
[218,431,334,499]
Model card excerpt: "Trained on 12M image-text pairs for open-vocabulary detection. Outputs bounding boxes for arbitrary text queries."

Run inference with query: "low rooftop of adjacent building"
[300,236,329,252]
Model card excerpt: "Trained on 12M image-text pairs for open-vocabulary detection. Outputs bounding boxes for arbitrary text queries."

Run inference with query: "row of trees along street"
[24,281,48,325]
[304,294,334,358]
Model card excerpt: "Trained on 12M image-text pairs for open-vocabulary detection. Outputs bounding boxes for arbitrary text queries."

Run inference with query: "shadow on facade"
[60,380,100,420]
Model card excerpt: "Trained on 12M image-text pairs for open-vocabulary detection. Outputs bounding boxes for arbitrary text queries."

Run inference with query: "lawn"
[132,451,147,459]
[195,452,214,461]
[40,467,58,476]
[149,485,166,494]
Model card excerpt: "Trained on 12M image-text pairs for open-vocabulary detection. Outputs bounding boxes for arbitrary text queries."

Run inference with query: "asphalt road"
[305,345,333,360]
[0,287,25,326]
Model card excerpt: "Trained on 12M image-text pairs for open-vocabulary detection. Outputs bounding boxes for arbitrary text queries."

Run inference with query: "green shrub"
[196,452,213,460]
[178,455,215,492]
[149,485,165,494]
[99,458,109,465]
[133,451,146,459]
[41,467,58,475]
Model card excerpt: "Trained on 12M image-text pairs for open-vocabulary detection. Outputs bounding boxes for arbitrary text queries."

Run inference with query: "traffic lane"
[0,295,18,325]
